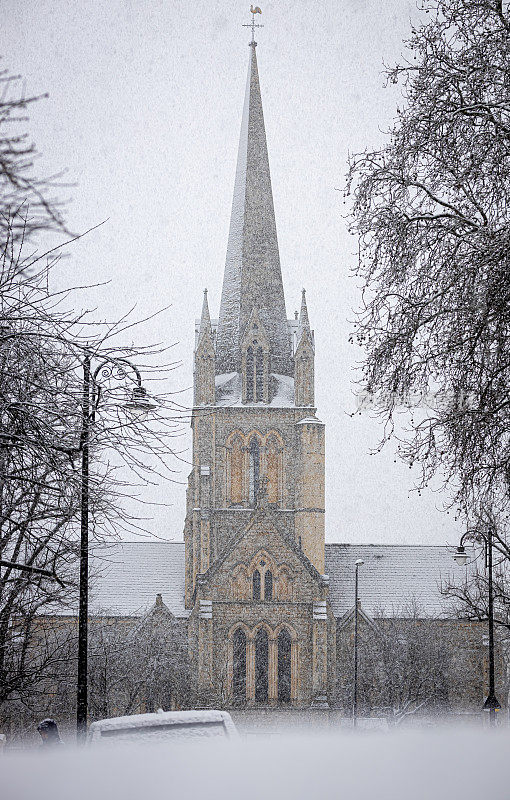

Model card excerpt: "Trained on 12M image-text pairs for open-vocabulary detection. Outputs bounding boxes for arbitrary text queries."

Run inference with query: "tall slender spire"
[215,43,293,377]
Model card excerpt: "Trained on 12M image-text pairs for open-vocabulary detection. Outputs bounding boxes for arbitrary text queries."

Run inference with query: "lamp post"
[353,558,364,728]
[76,354,156,743]
[453,528,501,726]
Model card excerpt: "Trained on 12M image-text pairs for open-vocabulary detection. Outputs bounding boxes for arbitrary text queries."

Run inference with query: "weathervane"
[243,6,263,46]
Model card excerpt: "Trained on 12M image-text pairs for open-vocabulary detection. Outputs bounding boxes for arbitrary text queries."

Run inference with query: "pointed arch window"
[277,629,292,704]
[232,628,247,703]
[248,437,261,507]
[255,629,269,703]
[230,435,244,505]
[255,347,264,401]
[264,570,273,601]
[252,569,261,600]
[246,346,254,401]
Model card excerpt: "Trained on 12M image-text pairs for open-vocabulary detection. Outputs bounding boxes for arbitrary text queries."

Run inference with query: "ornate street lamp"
[125,384,158,411]
[452,528,501,726]
[76,354,156,742]
[353,558,364,728]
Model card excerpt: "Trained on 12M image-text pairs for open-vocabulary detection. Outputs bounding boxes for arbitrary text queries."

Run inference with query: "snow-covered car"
[88,709,239,745]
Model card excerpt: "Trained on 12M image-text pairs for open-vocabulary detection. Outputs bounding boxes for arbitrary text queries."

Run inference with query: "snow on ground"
[2,728,509,800]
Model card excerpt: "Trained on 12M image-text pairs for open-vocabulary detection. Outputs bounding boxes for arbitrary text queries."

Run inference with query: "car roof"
[89,710,235,732]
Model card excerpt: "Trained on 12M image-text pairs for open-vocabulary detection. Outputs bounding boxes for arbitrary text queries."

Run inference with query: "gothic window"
[248,436,261,506]
[230,435,244,505]
[277,628,292,704]
[246,346,254,401]
[232,628,247,703]
[255,628,269,703]
[255,347,264,401]
[266,435,281,505]
[264,570,273,601]
[253,569,261,600]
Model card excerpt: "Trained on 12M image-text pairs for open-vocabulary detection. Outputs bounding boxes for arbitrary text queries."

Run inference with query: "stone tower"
[184,40,334,708]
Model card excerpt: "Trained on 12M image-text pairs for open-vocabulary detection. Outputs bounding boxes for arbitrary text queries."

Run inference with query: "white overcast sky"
[1,0,463,546]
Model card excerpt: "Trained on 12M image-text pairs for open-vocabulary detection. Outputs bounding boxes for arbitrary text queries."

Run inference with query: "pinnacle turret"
[194,288,215,406]
[297,289,311,346]
[197,289,212,348]
[294,289,314,407]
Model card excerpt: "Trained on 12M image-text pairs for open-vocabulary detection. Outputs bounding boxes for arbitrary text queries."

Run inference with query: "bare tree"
[346,0,510,529]
[87,604,193,721]
[0,58,184,733]
[0,212,182,724]
[336,605,480,723]
[0,66,69,243]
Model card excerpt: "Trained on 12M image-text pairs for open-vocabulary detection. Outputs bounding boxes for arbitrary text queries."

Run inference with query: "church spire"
[215,42,293,377]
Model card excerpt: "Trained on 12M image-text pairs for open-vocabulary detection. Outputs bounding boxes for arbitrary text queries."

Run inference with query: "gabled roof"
[89,542,187,618]
[50,542,188,619]
[47,541,468,620]
[202,507,324,587]
[325,543,465,618]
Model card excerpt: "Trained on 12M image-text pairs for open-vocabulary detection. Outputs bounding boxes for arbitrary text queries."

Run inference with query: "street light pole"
[75,354,156,743]
[76,354,90,742]
[353,558,364,728]
[453,527,500,726]
[486,525,498,726]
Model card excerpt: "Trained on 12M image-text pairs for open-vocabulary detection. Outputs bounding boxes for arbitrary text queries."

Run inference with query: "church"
[185,37,331,708]
[83,37,505,718]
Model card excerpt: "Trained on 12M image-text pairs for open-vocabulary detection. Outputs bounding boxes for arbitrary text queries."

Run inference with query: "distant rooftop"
[325,543,464,618]
[88,542,187,618]
[49,541,467,620]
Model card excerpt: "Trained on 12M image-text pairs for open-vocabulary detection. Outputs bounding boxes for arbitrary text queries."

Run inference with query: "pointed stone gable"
[241,307,270,351]
[198,508,325,602]
[216,44,293,376]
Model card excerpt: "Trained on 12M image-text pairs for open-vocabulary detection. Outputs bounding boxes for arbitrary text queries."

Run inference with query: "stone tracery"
[225,430,284,508]
[228,621,298,705]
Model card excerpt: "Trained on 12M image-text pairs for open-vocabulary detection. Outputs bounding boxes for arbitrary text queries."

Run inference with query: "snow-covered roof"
[48,542,464,620]
[86,542,187,618]
[325,543,464,618]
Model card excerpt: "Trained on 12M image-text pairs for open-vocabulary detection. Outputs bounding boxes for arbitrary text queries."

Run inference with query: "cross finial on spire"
[243,6,263,47]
